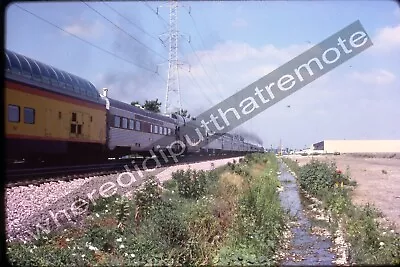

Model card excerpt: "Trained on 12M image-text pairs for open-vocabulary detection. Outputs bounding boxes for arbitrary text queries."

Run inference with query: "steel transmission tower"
[164,0,181,114]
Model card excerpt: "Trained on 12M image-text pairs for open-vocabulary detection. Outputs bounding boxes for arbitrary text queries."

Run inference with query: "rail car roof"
[108,98,177,124]
[4,49,102,103]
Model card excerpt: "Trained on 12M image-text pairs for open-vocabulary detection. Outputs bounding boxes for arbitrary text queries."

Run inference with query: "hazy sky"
[5,1,400,149]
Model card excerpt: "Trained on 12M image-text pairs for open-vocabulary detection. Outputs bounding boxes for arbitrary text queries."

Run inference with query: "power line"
[188,41,224,100]
[143,1,169,28]
[187,71,215,106]
[102,2,166,48]
[81,1,167,60]
[186,8,226,97]
[153,1,214,114]
[15,4,162,76]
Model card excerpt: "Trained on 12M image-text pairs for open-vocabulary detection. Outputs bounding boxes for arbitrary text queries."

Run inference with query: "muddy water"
[278,162,336,265]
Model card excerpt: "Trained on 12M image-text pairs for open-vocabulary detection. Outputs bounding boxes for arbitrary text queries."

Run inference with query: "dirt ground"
[284,154,400,232]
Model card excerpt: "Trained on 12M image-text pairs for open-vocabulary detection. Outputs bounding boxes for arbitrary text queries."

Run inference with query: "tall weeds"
[282,157,400,265]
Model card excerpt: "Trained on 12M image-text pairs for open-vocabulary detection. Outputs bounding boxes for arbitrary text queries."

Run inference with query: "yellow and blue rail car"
[4,49,107,162]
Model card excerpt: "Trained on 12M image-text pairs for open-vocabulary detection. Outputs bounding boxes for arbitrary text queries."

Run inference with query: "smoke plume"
[98,10,164,104]
[234,129,263,145]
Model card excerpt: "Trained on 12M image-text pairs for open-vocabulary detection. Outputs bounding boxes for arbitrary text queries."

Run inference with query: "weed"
[172,169,208,199]
[284,158,400,265]
[7,153,286,266]
[115,197,131,231]
[134,177,163,220]
[215,153,284,265]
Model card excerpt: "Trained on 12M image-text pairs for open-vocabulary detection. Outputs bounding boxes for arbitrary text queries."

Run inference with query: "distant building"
[312,140,400,154]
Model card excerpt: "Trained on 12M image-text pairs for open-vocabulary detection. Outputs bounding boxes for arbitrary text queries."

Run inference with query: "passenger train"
[4,49,264,164]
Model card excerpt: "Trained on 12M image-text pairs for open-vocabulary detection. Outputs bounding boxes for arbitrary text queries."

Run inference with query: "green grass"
[7,153,286,266]
[214,153,285,265]
[283,157,400,265]
[282,157,301,175]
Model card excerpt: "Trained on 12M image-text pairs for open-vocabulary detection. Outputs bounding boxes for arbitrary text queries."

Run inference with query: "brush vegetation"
[282,157,400,265]
[8,153,286,266]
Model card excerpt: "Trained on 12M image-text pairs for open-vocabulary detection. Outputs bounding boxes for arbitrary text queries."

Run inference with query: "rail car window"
[122,118,128,129]
[70,75,80,93]
[85,81,94,98]
[54,69,67,88]
[37,63,51,83]
[10,53,21,73]
[135,121,141,131]
[114,116,121,128]
[19,57,32,77]
[8,105,20,122]
[24,108,35,124]
[5,53,12,71]
[31,60,42,80]
[8,52,22,73]
[79,79,89,96]
[75,78,86,96]
[128,119,134,130]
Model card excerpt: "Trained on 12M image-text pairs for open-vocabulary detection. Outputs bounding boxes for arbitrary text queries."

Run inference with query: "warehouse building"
[312,140,400,154]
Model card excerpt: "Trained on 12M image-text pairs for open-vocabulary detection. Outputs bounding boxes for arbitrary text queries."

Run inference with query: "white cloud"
[178,41,313,107]
[63,19,104,39]
[176,40,398,146]
[192,41,310,65]
[232,18,248,29]
[350,69,396,85]
[370,24,400,53]
[98,36,398,147]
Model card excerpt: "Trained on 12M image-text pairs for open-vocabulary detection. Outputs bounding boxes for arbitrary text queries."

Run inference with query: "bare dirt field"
[284,154,400,231]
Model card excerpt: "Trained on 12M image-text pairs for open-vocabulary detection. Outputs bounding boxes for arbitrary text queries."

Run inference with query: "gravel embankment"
[6,157,242,243]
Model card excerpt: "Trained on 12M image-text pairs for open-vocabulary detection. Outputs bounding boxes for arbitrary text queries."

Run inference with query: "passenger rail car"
[5,49,107,163]
[5,49,264,164]
[105,97,179,156]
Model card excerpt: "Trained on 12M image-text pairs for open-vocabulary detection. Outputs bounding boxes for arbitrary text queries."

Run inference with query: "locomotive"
[5,49,264,164]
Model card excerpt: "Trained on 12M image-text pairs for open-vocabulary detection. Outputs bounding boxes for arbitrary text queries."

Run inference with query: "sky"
[5,0,400,149]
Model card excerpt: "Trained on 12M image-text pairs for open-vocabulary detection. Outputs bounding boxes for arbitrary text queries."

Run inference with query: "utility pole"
[158,1,190,115]
[164,0,180,114]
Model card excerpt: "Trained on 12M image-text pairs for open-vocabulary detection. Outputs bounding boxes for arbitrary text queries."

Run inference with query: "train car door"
[82,113,91,139]
[70,111,85,139]
[69,111,78,138]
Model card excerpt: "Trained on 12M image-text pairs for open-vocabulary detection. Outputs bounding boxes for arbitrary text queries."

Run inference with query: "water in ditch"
[277,161,336,265]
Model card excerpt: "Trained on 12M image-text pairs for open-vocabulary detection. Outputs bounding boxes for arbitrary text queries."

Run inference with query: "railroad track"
[6,153,244,188]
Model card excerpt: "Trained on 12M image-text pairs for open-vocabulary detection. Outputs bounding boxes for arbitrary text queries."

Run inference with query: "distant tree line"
[131,99,191,118]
